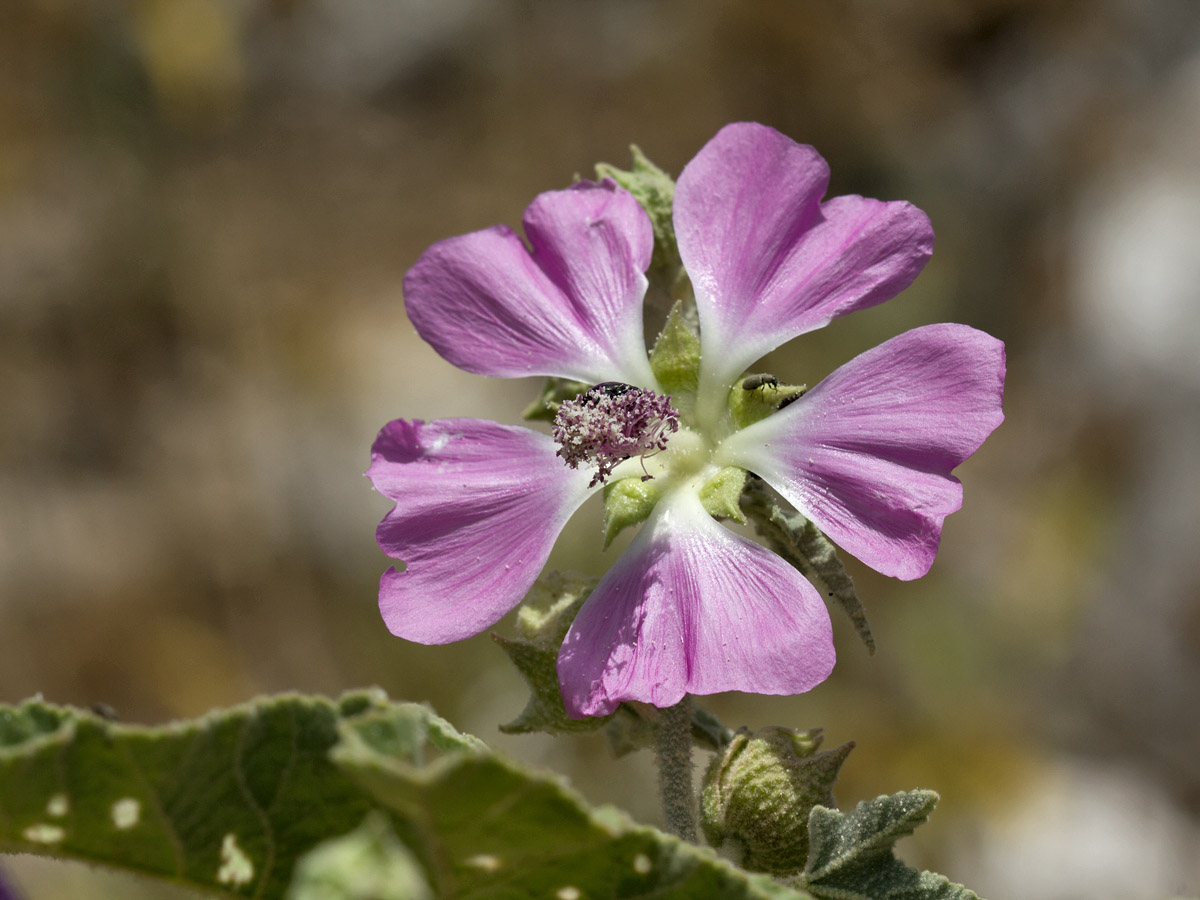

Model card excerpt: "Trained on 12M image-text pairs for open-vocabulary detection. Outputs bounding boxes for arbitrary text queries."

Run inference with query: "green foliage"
[337,705,813,900]
[741,478,876,654]
[0,691,390,898]
[0,692,814,899]
[792,791,981,900]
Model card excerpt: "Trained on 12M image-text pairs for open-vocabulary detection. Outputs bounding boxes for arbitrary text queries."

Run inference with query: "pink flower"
[369,123,1005,717]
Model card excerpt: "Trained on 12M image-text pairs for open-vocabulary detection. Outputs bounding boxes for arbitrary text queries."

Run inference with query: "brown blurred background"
[3,1,1200,897]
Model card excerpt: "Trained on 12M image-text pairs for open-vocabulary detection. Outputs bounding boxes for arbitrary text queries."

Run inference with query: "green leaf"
[794,791,982,900]
[334,706,815,900]
[1,692,814,899]
[0,691,394,898]
[741,478,876,654]
[513,571,595,647]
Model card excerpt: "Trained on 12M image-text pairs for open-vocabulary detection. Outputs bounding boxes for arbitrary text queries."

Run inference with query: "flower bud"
[700,726,853,875]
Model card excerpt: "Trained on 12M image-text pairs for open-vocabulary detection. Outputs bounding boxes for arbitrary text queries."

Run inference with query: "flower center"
[552,383,681,487]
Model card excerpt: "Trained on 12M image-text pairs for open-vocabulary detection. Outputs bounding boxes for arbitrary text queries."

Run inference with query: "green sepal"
[494,573,613,735]
[649,300,702,399]
[699,466,748,523]
[596,146,684,301]
[287,812,432,900]
[793,790,983,900]
[514,571,595,645]
[603,476,662,547]
[729,377,808,429]
[523,377,590,422]
[741,478,875,654]
[701,727,853,875]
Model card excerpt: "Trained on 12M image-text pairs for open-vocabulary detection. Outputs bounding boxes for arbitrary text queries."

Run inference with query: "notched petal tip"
[676,122,937,383]
[403,181,655,385]
[368,418,427,470]
[719,323,1005,581]
[370,418,594,646]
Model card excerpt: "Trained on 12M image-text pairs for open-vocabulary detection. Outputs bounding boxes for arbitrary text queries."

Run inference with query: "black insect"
[584,381,635,403]
[742,373,779,391]
[777,386,809,409]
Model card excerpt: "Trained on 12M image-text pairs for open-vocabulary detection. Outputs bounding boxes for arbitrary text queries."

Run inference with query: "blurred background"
[3,1,1200,897]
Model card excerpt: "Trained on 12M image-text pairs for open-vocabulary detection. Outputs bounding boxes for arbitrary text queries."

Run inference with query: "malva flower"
[369,122,1005,718]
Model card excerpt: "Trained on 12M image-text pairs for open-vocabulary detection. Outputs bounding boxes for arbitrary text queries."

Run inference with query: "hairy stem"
[655,695,697,841]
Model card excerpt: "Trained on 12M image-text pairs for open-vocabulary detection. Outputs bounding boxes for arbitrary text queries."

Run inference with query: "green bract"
[701,727,853,875]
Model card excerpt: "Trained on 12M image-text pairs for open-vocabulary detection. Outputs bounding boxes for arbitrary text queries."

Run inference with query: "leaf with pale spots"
[0,692,815,900]
[335,707,815,900]
[0,691,404,898]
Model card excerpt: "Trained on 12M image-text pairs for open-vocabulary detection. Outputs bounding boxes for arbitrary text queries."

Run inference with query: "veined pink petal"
[557,490,835,718]
[675,122,934,387]
[403,180,656,387]
[368,418,595,644]
[718,324,1006,580]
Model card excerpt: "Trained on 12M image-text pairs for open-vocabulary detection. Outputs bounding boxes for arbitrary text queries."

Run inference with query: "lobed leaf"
[1,692,814,900]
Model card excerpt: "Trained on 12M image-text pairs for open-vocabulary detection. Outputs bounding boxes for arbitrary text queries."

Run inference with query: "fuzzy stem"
[655,696,697,841]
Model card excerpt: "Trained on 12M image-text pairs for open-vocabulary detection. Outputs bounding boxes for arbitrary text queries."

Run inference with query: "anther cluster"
[552,384,680,487]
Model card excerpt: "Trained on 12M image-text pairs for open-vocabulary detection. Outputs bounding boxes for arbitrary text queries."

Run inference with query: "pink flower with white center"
[368,122,1005,718]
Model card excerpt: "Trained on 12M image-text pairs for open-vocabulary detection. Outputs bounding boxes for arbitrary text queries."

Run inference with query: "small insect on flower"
[742,374,779,391]
[586,381,635,400]
[776,386,809,410]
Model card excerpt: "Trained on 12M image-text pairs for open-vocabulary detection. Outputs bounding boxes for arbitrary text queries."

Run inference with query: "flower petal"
[675,122,934,387]
[718,324,1005,580]
[368,418,594,643]
[557,490,835,717]
[403,180,656,386]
